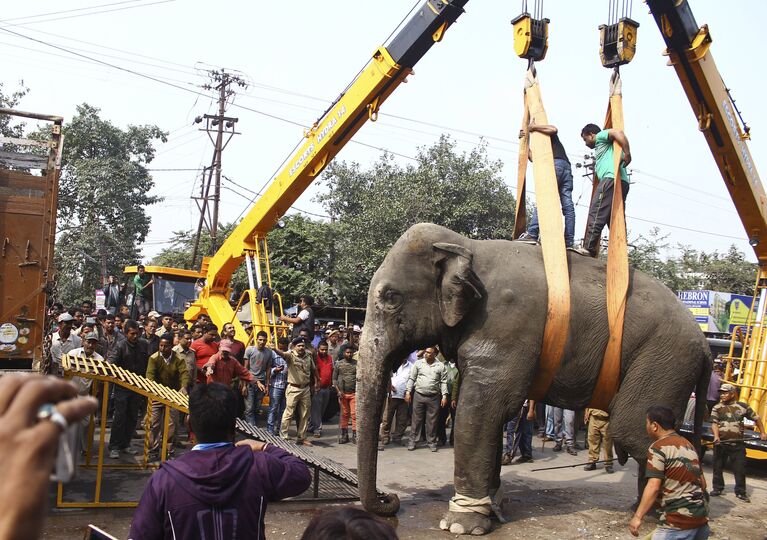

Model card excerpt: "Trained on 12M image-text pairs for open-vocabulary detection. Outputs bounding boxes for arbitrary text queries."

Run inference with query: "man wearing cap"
[326,329,342,363]
[155,313,175,338]
[67,332,104,448]
[710,383,767,502]
[50,313,82,377]
[273,337,317,446]
[203,340,265,393]
[146,334,190,460]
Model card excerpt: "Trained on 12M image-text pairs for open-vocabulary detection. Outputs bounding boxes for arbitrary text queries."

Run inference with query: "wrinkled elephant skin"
[356,223,711,535]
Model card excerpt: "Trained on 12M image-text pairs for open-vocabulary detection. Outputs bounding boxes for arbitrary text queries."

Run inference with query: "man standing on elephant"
[577,123,632,257]
[517,122,576,248]
[405,347,448,452]
[274,337,317,446]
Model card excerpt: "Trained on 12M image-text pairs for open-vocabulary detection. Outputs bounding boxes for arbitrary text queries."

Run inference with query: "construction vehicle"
[120,0,472,343]
[122,265,204,316]
[646,0,767,454]
[125,0,764,431]
[0,109,63,370]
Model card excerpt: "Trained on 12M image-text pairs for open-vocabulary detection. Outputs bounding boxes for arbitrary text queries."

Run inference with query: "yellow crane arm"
[647,0,767,261]
[186,0,470,330]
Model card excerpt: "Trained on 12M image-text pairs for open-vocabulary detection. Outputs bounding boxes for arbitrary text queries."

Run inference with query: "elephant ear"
[433,242,484,327]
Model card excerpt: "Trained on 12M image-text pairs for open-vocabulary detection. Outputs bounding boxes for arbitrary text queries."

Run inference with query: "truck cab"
[122,266,205,317]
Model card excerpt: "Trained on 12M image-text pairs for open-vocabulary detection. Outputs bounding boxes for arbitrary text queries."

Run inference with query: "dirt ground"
[44,423,767,539]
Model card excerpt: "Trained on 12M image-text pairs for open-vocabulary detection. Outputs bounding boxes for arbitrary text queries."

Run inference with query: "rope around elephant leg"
[449,493,492,516]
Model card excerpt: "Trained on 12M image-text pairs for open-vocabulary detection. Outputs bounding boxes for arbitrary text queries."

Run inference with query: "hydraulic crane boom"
[185,0,470,339]
[646,0,767,261]
[646,0,767,435]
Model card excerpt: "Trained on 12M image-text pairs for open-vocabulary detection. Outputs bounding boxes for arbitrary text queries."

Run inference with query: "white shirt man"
[50,313,82,376]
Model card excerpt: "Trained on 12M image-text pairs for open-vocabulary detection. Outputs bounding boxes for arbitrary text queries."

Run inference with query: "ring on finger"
[37,403,69,431]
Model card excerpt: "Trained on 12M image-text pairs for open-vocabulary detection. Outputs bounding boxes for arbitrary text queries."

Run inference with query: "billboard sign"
[678,290,753,333]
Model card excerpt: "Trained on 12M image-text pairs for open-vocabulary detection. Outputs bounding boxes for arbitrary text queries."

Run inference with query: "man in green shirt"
[146,334,189,459]
[577,123,632,257]
[133,264,154,316]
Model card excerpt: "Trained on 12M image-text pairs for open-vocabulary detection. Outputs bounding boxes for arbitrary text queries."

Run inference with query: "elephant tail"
[693,349,713,455]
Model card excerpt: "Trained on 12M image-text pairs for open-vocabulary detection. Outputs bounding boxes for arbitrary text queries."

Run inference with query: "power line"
[0,0,175,27]
[0,0,143,23]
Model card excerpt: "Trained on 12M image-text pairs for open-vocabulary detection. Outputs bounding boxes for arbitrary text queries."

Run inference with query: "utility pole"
[190,69,246,268]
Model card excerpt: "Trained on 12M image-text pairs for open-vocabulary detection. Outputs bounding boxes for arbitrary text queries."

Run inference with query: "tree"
[0,81,28,138]
[50,104,167,304]
[627,228,756,295]
[152,215,335,306]
[317,135,516,305]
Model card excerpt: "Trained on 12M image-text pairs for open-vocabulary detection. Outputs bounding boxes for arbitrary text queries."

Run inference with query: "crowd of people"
[0,287,752,539]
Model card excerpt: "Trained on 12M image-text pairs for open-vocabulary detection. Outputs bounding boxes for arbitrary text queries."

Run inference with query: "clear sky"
[3,0,765,264]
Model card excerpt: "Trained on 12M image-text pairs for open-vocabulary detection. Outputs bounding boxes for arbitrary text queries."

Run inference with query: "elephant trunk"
[356,328,401,516]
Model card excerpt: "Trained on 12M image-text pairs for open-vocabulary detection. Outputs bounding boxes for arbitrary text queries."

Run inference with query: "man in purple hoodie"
[129,382,311,540]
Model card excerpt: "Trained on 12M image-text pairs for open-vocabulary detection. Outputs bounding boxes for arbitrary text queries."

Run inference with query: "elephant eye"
[382,288,403,309]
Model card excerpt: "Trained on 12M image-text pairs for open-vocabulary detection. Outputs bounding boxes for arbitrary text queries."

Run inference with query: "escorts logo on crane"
[722,99,758,187]
[288,105,347,177]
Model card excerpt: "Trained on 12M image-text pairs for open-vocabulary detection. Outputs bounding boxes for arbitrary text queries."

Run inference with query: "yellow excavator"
[123,0,472,343]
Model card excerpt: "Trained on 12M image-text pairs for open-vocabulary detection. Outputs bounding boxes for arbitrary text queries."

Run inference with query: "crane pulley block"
[599,17,639,68]
[511,13,549,62]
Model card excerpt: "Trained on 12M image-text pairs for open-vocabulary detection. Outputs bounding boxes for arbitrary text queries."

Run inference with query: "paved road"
[45,422,767,539]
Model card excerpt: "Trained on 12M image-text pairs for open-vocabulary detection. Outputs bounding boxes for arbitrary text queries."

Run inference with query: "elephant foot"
[439,511,491,535]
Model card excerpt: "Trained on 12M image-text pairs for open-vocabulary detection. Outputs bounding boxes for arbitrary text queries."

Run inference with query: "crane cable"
[511,0,571,401]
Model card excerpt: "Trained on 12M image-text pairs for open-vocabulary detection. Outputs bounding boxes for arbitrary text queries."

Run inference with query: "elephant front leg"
[439,394,513,535]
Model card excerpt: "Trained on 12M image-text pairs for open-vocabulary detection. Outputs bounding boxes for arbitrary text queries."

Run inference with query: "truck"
[0,108,63,370]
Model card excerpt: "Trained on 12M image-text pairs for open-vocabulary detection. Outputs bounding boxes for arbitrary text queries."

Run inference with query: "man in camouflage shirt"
[710,383,767,502]
[629,406,709,539]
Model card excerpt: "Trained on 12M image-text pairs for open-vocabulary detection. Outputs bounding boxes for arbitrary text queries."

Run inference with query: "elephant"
[357,223,711,535]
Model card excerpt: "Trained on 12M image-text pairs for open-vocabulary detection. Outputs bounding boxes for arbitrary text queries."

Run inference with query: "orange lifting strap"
[589,70,629,410]
[514,67,572,401]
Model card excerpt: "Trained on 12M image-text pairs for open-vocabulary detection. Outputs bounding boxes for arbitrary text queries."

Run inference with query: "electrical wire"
[0,0,142,23]
[1,9,749,243]
[0,0,175,27]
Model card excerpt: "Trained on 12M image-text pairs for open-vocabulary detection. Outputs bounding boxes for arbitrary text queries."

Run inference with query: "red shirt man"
[316,349,333,389]
[204,340,265,393]
[190,324,219,384]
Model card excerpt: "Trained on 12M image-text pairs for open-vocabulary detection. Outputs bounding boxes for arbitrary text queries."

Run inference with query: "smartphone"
[51,422,81,483]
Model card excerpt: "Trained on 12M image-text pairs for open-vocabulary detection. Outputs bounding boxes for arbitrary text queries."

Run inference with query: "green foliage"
[152,223,248,298]
[266,215,337,305]
[0,81,28,138]
[628,228,757,295]
[317,135,516,304]
[50,104,167,304]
